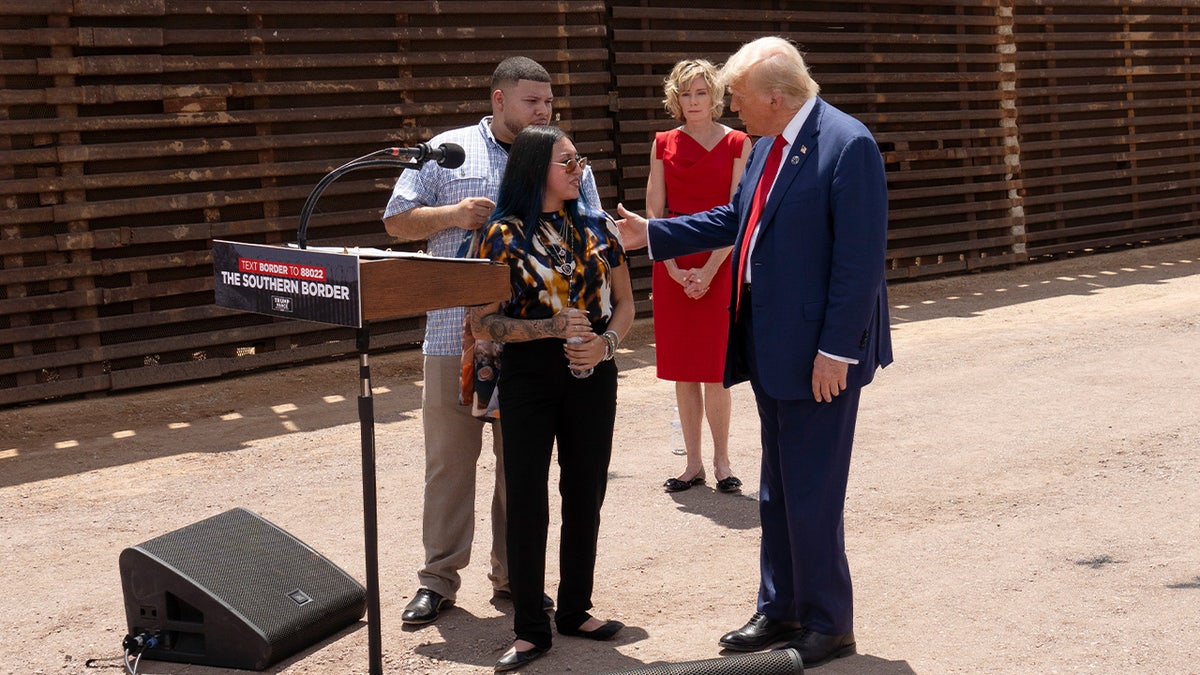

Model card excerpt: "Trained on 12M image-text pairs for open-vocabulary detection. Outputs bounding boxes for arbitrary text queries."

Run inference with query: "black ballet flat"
[663,475,705,492]
[494,645,549,672]
[716,476,743,493]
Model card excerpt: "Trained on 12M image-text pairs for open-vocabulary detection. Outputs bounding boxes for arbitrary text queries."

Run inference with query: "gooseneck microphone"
[295,142,467,248]
[387,142,466,168]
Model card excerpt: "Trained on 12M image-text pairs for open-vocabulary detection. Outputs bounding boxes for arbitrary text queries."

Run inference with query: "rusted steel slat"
[1010,30,1193,42]
[73,0,165,15]
[1018,47,1199,61]
[1019,99,1200,120]
[612,5,1002,25]
[0,305,230,344]
[0,0,72,13]
[1024,183,1200,209]
[0,249,211,285]
[0,375,111,408]
[1019,0,1199,8]
[0,233,59,257]
[0,128,415,165]
[0,288,105,317]
[1015,80,1199,98]
[49,182,320,222]
[1023,193,1200,222]
[158,24,607,45]
[1016,11,1196,26]
[885,233,1023,260]
[1026,223,1200,251]
[30,50,615,78]
[0,94,612,135]
[1021,148,1200,173]
[613,28,1004,46]
[0,275,211,317]
[1017,64,1200,81]
[887,180,1015,201]
[3,156,366,194]
[0,318,326,376]
[1028,226,1200,258]
[161,0,606,15]
[888,212,1019,238]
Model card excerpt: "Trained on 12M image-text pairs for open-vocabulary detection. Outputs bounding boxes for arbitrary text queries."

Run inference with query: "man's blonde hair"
[662,59,725,121]
[720,36,819,106]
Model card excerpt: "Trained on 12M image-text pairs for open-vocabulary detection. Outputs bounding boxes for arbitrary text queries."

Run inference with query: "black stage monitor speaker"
[119,507,366,670]
[601,648,804,675]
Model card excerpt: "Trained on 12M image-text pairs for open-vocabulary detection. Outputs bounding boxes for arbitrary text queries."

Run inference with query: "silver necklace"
[543,213,577,301]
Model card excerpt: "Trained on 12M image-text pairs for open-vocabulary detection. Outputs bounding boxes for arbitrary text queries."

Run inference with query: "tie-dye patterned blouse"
[477,209,627,330]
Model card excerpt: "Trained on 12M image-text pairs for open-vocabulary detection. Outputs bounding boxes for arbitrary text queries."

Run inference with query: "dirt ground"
[3,238,1199,675]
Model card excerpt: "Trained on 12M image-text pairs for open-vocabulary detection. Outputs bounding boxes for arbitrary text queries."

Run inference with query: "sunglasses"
[550,155,589,173]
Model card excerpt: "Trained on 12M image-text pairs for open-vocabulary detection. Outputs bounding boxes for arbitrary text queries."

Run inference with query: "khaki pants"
[417,354,507,600]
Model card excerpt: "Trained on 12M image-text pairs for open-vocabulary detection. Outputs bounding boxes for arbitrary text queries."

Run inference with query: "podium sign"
[214,239,512,328]
[214,240,362,327]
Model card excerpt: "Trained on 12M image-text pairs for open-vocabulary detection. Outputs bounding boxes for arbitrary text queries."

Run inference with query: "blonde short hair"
[662,59,726,121]
[720,36,819,106]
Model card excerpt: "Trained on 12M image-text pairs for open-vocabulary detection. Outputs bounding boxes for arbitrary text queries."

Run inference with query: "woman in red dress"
[646,59,751,494]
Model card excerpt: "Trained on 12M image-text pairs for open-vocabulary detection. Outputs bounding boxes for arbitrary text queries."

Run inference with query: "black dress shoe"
[718,611,801,651]
[558,619,624,641]
[401,588,451,625]
[494,645,549,672]
[781,628,856,667]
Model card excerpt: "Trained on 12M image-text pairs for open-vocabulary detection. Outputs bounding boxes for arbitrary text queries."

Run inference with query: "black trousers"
[497,337,618,648]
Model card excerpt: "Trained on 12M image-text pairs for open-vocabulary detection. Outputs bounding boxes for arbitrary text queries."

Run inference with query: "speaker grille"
[600,648,804,675]
[137,508,358,644]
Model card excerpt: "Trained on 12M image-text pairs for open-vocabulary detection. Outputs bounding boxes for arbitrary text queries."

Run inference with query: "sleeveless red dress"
[652,128,749,382]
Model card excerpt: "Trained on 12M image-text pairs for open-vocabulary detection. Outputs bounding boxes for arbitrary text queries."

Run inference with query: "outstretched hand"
[615,203,648,250]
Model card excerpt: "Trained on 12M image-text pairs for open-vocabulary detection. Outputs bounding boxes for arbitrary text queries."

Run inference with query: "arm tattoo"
[470,306,566,343]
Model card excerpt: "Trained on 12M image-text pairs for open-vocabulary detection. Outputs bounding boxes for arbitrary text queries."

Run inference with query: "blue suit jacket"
[648,97,893,400]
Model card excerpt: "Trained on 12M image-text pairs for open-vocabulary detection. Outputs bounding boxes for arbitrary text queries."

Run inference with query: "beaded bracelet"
[602,330,619,361]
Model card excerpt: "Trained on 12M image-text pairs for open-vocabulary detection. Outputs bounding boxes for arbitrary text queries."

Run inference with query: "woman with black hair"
[468,125,634,671]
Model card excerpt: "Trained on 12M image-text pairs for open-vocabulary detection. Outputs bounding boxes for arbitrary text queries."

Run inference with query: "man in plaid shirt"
[383,56,600,625]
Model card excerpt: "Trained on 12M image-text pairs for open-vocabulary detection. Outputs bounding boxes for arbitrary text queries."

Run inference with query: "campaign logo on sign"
[272,296,294,313]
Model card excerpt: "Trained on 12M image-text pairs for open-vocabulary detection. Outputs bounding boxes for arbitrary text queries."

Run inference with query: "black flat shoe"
[716,476,743,493]
[664,475,705,492]
[401,588,452,625]
[559,619,624,641]
[494,645,549,672]
[779,628,856,667]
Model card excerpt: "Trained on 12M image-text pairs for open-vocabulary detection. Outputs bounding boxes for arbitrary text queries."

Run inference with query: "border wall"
[2,1,1197,406]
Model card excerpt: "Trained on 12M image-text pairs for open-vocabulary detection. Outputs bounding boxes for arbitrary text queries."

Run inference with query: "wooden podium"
[359,255,510,320]
[214,240,509,674]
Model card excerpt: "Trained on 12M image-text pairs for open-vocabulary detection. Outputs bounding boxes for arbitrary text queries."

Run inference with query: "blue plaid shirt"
[384,117,602,355]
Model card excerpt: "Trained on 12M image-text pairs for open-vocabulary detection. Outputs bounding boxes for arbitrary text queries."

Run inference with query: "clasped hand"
[673,267,711,299]
[557,309,601,371]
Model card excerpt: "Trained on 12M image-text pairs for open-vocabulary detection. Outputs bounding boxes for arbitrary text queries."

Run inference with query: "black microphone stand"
[295,149,422,675]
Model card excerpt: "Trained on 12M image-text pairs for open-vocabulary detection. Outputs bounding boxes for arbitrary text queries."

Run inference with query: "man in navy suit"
[617,36,892,668]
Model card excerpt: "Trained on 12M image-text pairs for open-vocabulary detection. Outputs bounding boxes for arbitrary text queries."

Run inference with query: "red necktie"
[735,135,787,315]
